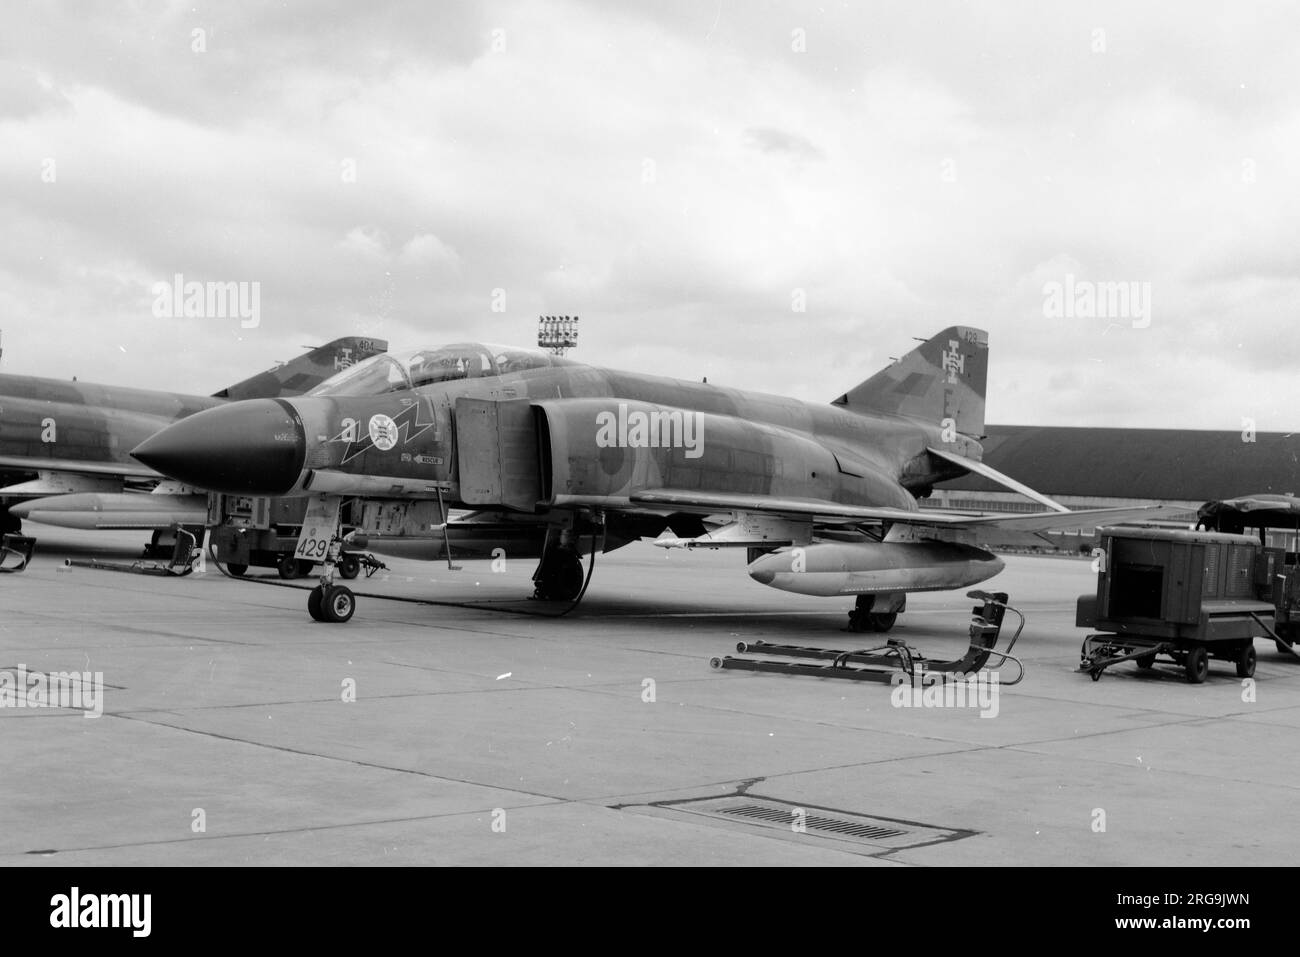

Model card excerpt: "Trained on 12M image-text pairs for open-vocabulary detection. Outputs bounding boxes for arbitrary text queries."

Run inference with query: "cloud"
[743,127,824,161]
[1,0,1299,429]
[397,233,460,269]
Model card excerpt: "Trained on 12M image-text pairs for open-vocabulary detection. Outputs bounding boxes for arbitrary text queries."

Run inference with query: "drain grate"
[628,793,974,852]
[719,803,906,840]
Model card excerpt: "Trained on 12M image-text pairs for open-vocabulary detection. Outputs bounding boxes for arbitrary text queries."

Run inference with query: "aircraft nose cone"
[132,399,306,495]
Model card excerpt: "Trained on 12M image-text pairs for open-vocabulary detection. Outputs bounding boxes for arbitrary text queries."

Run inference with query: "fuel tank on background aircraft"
[11,492,206,530]
[747,541,1004,597]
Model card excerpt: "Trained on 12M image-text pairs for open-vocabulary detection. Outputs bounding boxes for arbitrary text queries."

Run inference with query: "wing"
[629,488,1182,533]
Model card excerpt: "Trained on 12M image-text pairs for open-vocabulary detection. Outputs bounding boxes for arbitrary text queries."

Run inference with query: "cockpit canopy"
[308,343,571,397]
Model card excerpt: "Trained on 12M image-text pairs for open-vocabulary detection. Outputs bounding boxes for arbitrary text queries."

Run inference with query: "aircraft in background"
[2,336,387,536]
[132,327,1174,624]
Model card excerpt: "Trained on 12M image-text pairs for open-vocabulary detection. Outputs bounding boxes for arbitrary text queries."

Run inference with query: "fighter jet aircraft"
[132,327,1173,625]
[1,336,386,536]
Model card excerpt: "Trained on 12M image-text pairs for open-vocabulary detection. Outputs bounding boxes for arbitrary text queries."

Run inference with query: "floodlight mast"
[537,315,579,356]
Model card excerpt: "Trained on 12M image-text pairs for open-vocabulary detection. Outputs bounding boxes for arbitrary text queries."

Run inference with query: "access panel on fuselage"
[453,397,541,510]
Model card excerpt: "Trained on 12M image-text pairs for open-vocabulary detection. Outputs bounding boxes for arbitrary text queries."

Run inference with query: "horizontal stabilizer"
[926,446,1069,513]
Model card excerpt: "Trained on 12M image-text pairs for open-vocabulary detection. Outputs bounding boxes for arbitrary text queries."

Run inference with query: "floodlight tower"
[538,315,579,356]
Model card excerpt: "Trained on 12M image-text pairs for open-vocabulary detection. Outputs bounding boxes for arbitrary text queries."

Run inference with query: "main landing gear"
[531,521,594,602]
[532,548,585,601]
[847,593,907,633]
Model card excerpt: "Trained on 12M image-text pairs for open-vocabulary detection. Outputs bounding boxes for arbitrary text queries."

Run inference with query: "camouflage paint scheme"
[0,337,386,530]
[135,327,1168,541]
[135,329,985,509]
[132,327,1177,616]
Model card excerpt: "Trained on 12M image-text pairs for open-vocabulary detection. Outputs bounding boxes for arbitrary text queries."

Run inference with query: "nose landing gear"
[308,579,356,623]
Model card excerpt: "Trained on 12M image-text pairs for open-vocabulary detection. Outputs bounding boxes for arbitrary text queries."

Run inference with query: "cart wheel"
[277,553,303,579]
[1185,645,1209,684]
[1090,669,1101,682]
[337,553,361,580]
[1135,653,1156,670]
[1236,643,1257,679]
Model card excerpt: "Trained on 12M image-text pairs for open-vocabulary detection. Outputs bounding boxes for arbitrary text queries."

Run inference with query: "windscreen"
[309,343,565,396]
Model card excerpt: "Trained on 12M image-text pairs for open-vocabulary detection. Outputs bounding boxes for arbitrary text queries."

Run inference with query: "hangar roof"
[939,425,1300,502]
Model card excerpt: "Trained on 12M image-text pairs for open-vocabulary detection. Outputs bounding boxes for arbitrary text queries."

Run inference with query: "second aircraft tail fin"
[213,336,389,400]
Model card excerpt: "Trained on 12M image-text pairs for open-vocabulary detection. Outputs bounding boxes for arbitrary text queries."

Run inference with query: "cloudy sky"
[2,0,1297,429]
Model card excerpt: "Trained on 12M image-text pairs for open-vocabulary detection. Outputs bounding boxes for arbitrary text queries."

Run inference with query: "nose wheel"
[309,583,356,623]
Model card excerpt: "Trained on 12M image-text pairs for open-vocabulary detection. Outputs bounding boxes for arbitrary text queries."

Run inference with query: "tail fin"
[832,327,988,437]
[213,337,389,400]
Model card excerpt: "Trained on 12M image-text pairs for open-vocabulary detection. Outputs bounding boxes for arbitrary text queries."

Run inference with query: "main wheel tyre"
[537,553,585,601]
[337,553,361,580]
[277,553,303,579]
[1236,643,1257,678]
[227,563,248,577]
[868,612,898,632]
[1185,645,1209,684]
[308,585,326,622]
[0,510,21,536]
[848,597,873,633]
[322,585,355,623]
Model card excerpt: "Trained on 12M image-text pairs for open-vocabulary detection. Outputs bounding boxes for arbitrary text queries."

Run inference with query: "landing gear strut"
[295,494,355,623]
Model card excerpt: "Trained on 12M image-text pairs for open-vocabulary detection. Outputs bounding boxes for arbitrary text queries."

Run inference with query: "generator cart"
[1076,525,1274,682]
[1198,493,1300,657]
